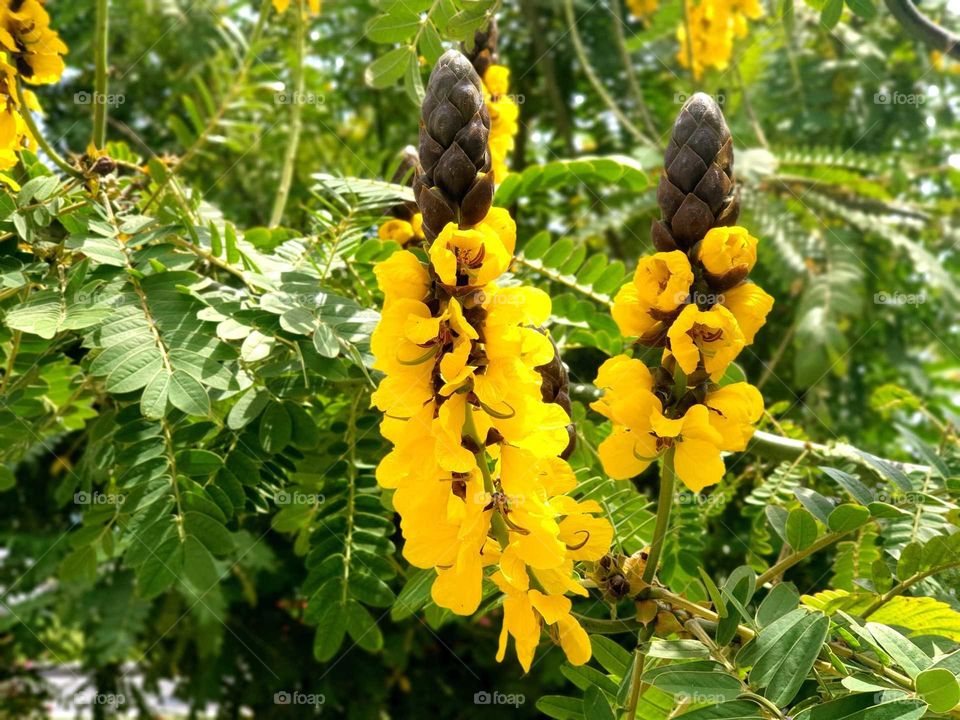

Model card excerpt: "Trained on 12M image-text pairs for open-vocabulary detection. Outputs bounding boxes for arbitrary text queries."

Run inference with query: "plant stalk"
[16,83,83,178]
[93,0,110,149]
[642,450,676,585]
[269,0,306,227]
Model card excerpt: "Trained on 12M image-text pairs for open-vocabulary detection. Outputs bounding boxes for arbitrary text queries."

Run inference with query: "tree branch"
[884,0,960,60]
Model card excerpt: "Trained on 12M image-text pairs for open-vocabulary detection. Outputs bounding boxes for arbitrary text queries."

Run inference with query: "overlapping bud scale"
[596,93,771,494]
[372,50,610,672]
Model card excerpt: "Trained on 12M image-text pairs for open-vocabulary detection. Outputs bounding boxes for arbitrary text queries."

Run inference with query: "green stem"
[861,560,960,618]
[747,429,930,475]
[93,0,110,149]
[626,624,656,720]
[269,0,306,227]
[16,83,82,178]
[641,450,676,585]
[754,530,851,589]
[463,403,510,549]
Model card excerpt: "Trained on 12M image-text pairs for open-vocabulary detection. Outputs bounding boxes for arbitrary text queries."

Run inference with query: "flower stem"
[463,401,510,549]
[93,0,110,149]
[16,83,83,178]
[642,449,676,585]
[269,0,306,227]
[625,624,655,720]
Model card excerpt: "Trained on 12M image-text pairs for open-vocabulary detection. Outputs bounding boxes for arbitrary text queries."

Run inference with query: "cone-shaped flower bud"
[416,50,494,241]
[653,92,739,252]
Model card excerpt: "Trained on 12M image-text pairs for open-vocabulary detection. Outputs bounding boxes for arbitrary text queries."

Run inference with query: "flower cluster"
[372,206,612,671]
[481,65,518,184]
[0,0,67,171]
[677,0,763,79]
[594,224,772,492]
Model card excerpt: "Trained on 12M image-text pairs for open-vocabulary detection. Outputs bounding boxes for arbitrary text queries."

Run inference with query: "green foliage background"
[0,0,959,718]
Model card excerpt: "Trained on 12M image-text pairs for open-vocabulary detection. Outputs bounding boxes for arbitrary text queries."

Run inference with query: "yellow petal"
[674,438,725,492]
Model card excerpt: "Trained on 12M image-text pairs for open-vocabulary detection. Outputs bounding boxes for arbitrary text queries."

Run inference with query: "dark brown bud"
[416,50,492,240]
[462,18,499,77]
[653,93,739,251]
[91,155,116,176]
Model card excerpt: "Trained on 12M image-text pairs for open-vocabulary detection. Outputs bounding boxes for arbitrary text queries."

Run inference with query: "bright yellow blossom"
[667,303,745,380]
[272,0,321,15]
[378,214,425,246]
[612,251,694,338]
[698,226,758,276]
[721,281,773,345]
[482,65,518,183]
[0,0,67,85]
[429,207,516,288]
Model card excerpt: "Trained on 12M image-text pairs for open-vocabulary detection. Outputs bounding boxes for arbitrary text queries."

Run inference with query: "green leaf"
[344,600,384,652]
[168,370,210,416]
[536,695,585,720]
[915,667,960,713]
[365,10,420,43]
[821,0,844,28]
[182,535,218,591]
[829,504,871,533]
[591,635,632,676]
[365,47,412,89]
[582,686,615,720]
[757,583,800,627]
[175,449,224,476]
[786,507,819,550]
[865,623,931,677]
[645,639,710,659]
[643,660,742,700]
[846,0,876,19]
[0,465,14,491]
[675,700,764,720]
[391,568,435,621]
[737,609,830,706]
[259,401,292,454]
[137,536,183,598]
[183,511,234,556]
[140,369,170,419]
[794,694,927,720]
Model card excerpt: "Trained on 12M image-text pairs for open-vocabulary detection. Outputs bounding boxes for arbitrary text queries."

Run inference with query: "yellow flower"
[429,207,516,288]
[493,569,591,672]
[0,1,67,85]
[272,0,321,15]
[704,382,763,451]
[612,251,693,338]
[627,0,659,18]
[677,0,759,79]
[667,304,745,380]
[596,398,727,492]
[698,226,758,276]
[373,250,430,306]
[378,218,415,245]
[482,65,518,183]
[721,281,773,345]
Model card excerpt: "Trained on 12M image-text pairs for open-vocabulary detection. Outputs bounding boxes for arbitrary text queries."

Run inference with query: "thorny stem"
[16,83,83,178]
[269,0,306,227]
[641,450,676,585]
[93,0,110,149]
